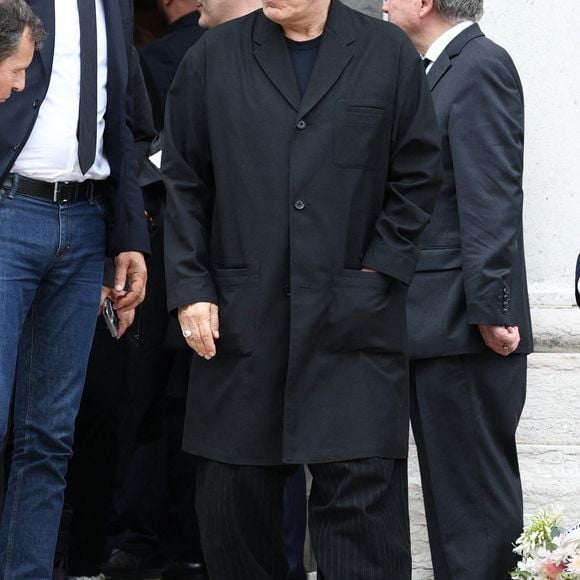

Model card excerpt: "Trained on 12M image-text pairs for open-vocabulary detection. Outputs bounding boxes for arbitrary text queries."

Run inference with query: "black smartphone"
[103,297,118,338]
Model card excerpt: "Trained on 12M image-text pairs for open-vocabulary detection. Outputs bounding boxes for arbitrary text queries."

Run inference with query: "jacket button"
[33,99,41,109]
[296,120,307,130]
[294,200,305,210]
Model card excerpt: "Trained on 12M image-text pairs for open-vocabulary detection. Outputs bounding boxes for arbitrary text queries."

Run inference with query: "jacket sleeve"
[362,39,442,285]
[450,50,525,326]
[107,2,150,257]
[162,42,218,312]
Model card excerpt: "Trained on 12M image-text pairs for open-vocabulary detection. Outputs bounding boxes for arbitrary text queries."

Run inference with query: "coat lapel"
[427,50,451,91]
[252,0,355,115]
[28,0,55,80]
[428,23,484,92]
[297,0,355,119]
[252,12,301,112]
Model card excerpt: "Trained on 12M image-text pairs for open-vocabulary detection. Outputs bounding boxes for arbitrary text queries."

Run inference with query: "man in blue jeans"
[0,1,149,578]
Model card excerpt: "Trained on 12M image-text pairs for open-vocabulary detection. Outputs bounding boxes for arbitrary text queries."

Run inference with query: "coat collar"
[427,22,484,91]
[252,0,355,116]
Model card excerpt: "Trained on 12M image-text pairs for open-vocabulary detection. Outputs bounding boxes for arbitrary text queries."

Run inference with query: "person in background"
[163,0,442,578]
[383,0,533,578]
[139,0,204,130]
[0,0,44,102]
[0,0,149,577]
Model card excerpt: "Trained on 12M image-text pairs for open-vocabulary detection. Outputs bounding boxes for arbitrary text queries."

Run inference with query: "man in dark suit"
[0,1,149,577]
[139,0,204,130]
[0,0,44,102]
[384,0,533,578]
[163,0,442,577]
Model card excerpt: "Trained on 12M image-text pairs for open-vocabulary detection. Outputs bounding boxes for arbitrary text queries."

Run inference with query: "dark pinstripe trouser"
[195,457,410,580]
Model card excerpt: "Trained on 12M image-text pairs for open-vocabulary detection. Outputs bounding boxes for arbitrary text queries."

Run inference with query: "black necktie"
[77,0,98,175]
[422,57,431,71]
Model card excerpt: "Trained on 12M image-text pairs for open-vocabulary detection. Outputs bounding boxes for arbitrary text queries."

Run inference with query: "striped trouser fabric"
[195,457,410,579]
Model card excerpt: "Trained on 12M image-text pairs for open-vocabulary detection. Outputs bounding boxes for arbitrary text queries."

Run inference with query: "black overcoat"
[163,0,442,465]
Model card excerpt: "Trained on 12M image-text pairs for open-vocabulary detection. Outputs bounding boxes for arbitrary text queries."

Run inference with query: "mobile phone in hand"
[103,297,119,338]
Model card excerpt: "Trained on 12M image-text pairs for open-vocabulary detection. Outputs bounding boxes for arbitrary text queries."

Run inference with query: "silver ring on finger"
[182,329,193,338]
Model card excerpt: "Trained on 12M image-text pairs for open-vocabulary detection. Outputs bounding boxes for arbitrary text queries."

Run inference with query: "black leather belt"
[2,173,106,203]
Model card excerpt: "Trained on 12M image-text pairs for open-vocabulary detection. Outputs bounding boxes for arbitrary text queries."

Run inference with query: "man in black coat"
[0,1,148,577]
[384,0,533,578]
[163,0,442,577]
[139,0,204,130]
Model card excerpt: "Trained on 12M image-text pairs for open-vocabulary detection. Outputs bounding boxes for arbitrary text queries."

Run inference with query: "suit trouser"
[410,353,527,580]
[195,457,411,580]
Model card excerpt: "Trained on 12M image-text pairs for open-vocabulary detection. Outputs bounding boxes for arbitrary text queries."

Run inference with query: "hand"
[116,309,135,339]
[99,287,135,339]
[478,324,520,356]
[178,302,220,359]
[112,251,147,312]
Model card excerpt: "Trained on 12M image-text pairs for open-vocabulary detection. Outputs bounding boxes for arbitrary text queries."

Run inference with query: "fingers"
[113,252,148,312]
[179,302,219,360]
[116,309,135,339]
[99,286,112,316]
[478,324,520,356]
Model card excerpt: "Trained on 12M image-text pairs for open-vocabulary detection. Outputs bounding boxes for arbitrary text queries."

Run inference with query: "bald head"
[198,0,261,29]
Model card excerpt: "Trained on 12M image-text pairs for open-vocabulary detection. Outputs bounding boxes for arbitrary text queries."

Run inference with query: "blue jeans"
[0,186,106,579]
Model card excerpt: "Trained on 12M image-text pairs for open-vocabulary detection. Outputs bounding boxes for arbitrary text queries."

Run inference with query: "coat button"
[33,99,41,108]
[296,120,307,130]
[294,200,305,210]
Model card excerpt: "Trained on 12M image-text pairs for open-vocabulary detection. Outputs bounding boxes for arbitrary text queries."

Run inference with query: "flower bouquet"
[511,508,580,579]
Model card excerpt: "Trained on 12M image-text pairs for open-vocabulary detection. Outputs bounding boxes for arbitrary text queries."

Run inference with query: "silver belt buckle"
[53,181,70,203]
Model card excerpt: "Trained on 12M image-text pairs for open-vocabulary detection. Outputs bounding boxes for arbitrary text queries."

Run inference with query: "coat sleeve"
[107,2,150,257]
[362,41,442,285]
[162,42,218,312]
[449,50,525,326]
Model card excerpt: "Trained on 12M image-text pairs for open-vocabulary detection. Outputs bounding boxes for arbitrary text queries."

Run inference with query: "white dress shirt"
[12,0,110,182]
[423,20,474,73]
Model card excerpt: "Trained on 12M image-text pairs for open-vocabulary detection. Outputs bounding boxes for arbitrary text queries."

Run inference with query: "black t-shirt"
[286,35,322,96]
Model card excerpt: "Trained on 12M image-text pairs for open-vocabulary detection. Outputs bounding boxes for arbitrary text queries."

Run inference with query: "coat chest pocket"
[214,267,259,356]
[333,100,390,170]
[322,270,407,353]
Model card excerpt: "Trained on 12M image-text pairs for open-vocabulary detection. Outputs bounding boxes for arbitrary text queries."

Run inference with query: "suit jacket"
[139,11,204,130]
[407,24,533,359]
[0,0,149,257]
[163,1,442,464]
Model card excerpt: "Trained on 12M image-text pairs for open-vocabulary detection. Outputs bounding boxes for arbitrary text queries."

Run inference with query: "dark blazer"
[0,0,149,257]
[139,11,204,130]
[407,24,533,359]
[163,1,442,464]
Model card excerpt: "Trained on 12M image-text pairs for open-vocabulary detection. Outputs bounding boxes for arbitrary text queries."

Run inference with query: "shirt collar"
[424,20,474,68]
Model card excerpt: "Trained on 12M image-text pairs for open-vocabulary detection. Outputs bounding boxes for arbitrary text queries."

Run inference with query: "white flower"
[567,554,580,574]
